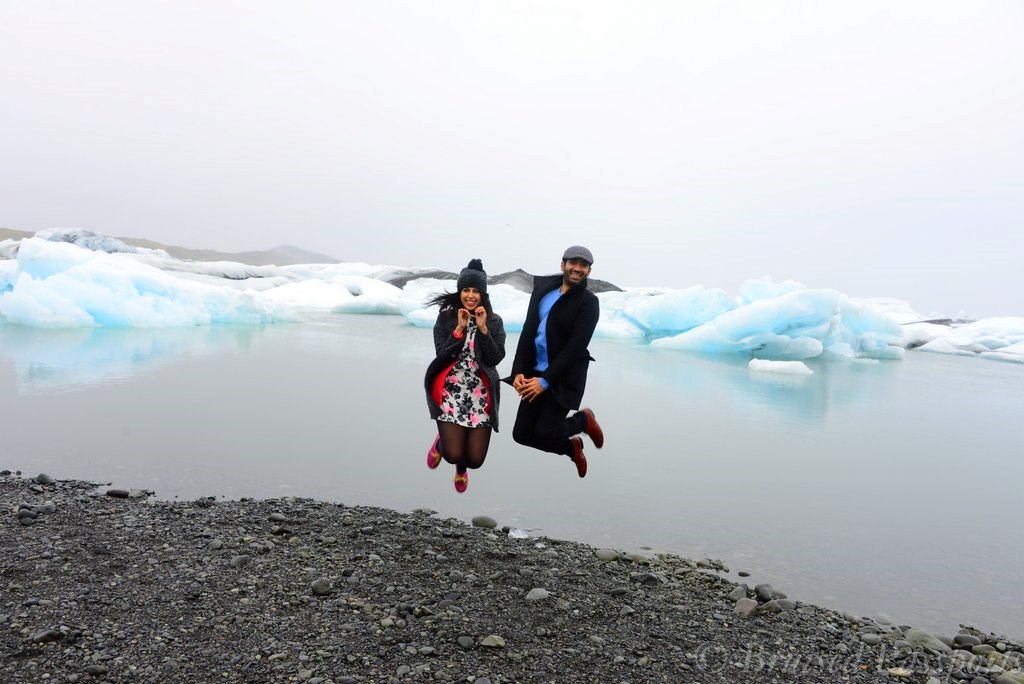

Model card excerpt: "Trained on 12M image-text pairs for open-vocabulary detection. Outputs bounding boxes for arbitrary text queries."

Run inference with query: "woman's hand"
[473,306,488,334]
[456,308,471,334]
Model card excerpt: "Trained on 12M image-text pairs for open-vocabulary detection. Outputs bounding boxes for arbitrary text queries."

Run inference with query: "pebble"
[728,585,748,601]
[733,598,758,617]
[594,549,619,562]
[525,588,551,601]
[35,473,56,485]
[623,552,651,563]
[229,555,251,569]
[471,515,497,529]
[480,635,505,648]
[29,629,64,643]
[954,634,987,647]
[905,627,954,654]
[995,673,1024,684]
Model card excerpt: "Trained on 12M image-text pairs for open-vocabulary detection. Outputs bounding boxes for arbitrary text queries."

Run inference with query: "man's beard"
[563,273,587,288]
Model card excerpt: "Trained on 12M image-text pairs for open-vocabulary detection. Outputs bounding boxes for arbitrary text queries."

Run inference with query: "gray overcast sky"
[1,1,1021,317]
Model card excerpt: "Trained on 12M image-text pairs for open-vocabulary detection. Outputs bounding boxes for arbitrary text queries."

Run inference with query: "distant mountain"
[0,228,338,267]
[267,244,340,264]
[120,238,339,266]
[0,228,31,241]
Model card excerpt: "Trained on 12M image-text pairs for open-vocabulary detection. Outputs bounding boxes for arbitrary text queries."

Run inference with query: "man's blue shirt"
[534,287,563,389]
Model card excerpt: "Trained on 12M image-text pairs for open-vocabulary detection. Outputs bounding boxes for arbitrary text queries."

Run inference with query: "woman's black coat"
[424,309,506,431]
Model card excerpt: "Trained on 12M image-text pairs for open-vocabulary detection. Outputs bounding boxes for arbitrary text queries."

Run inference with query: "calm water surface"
[2,315,1022,638]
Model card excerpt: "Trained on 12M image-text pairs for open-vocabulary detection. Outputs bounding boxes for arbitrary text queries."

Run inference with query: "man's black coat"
[506,274,600,410]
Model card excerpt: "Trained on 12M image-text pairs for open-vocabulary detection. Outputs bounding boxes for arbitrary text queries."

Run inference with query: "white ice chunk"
[909,316,1024,357]
[850,297,931,325]
[980,341,1024,364]
[953,317,1024,345]
[917,339,977,356]
[261,277,401,314]
[748,359,814,375]
[899,321,953,349]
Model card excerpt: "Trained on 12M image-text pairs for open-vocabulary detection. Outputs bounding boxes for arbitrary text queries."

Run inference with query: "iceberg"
[0,239,289,328]
[0,228,1019,365]
[650,288,905,360]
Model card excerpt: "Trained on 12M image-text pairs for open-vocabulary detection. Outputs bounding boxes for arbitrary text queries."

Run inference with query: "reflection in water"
[0,324,268,394]
[594,339,901,427]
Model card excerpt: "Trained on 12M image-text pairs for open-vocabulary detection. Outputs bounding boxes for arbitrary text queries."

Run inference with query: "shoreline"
[3,473,1022,684]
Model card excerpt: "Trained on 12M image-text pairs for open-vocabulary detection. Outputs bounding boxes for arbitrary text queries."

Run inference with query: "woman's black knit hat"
[456,259,487,295]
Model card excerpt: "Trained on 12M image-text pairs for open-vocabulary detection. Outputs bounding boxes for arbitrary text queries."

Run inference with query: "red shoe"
[568,437,587,478]
[426,435,442,469]
[454,470,469,493]
[580,408,604,448]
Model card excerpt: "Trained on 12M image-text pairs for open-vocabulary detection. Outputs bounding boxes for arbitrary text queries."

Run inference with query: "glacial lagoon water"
[1,314,1022,639]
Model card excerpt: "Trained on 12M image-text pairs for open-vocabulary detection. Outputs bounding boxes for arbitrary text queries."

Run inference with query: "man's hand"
[516,376,546,402]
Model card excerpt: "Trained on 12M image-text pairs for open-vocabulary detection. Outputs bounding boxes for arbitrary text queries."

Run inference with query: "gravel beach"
[3,472,1022,684]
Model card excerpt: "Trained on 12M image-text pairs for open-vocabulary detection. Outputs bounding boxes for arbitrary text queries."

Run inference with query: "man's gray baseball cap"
[562,245,594,265]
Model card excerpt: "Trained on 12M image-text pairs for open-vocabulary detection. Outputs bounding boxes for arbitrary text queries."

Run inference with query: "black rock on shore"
[2,473,1022,684]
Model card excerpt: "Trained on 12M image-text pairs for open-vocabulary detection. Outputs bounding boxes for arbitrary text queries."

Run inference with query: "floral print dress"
[438,320,491,428]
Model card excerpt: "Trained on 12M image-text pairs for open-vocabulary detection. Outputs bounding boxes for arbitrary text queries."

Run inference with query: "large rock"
[995,672,1024,684]
[903,628,952,654]
[734,598,758,617]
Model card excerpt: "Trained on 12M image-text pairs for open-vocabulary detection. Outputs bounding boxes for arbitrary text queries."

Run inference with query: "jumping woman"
[423,259,506,492]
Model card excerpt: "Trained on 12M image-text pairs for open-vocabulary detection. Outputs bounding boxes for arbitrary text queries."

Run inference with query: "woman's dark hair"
[427,289,493,315]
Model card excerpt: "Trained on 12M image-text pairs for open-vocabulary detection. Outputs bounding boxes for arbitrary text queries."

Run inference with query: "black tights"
[436,421,491,471]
